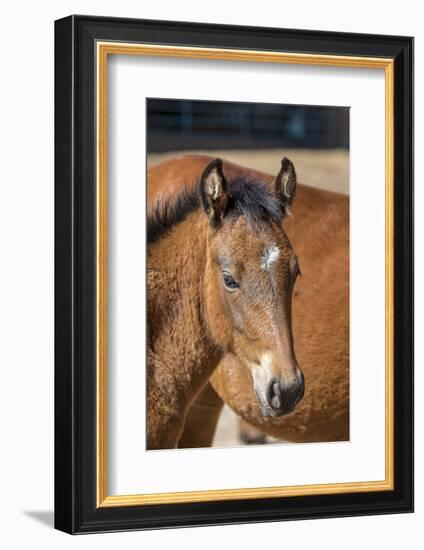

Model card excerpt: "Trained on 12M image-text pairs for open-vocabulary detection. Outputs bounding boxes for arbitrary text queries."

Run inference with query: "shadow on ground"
[23,510,54,528]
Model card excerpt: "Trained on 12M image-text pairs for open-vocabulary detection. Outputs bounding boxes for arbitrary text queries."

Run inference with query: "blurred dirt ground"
[147,148,349,195]
[148,148,349,447]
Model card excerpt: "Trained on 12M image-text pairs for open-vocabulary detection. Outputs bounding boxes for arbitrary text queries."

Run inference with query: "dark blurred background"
[147,99,349,152]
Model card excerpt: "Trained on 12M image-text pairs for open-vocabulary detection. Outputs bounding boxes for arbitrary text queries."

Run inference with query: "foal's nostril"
[266,378,283,410]
[271,380,282,410]
[265,375,304,415]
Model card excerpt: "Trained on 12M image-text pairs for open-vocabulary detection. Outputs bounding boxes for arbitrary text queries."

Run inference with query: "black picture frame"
[55,14,413,534]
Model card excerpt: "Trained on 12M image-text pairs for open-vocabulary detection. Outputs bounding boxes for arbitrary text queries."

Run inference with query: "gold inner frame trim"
[96,41,395,508]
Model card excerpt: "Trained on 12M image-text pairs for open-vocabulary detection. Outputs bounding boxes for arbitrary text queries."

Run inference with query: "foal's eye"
[222,271,239,290]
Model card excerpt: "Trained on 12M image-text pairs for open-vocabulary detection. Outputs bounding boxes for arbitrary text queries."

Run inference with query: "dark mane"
[147,175,284,245]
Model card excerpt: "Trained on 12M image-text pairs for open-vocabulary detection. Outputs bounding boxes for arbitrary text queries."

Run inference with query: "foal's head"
[201,158,304,417]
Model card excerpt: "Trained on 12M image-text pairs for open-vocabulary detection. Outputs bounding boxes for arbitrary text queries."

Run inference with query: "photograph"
[51,14,413,534]
[0,0,419,547]
[146,99,350,450]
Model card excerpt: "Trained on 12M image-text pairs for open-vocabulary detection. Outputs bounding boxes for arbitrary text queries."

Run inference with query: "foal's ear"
[274,157,297,215]
[199,159,231,226]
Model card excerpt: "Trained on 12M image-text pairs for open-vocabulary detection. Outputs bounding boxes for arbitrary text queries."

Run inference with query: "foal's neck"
[147,209,222,407]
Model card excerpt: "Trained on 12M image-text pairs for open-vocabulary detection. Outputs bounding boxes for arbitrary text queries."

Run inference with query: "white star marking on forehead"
[260,243,280,271]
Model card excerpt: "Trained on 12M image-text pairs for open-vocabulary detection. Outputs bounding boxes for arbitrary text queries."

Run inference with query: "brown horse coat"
[148,155,349,445]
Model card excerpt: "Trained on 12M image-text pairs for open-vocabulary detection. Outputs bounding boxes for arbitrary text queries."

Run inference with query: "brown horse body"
[148,155,349,446]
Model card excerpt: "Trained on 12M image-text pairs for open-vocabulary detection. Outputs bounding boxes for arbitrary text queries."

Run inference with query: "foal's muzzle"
[264,371,304,417]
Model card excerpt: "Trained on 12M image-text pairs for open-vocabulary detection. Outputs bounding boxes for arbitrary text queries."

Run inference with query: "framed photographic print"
[54,15,413,534]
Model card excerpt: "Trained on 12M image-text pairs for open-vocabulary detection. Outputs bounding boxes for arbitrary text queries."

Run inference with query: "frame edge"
[54,14,77,535]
